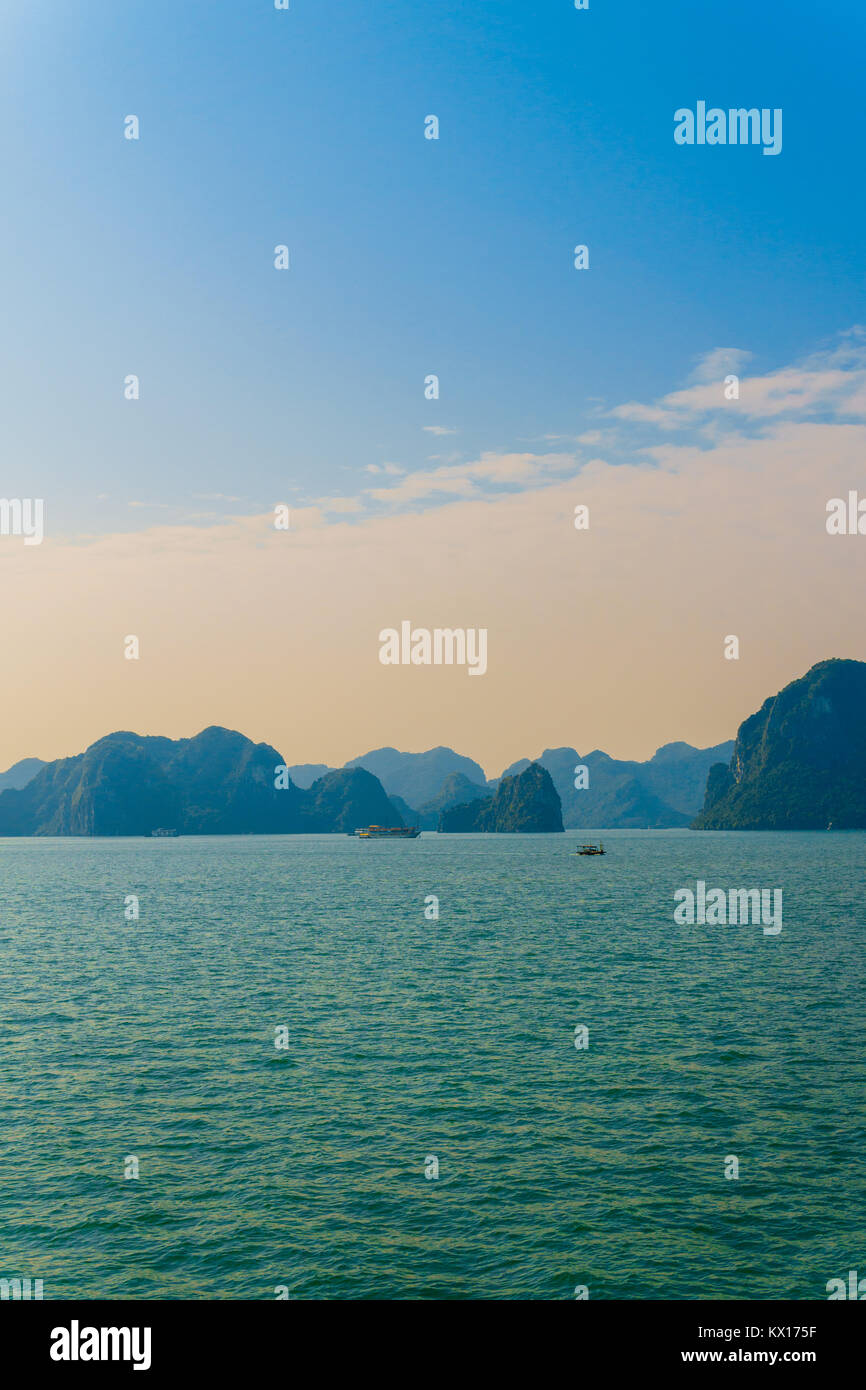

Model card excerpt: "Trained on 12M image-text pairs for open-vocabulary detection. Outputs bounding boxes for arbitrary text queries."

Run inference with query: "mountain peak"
[439,762,563,832]
[694,658,866,828]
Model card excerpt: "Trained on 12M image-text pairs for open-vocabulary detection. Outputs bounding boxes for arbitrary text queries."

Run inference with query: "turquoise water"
[0,830,863,1300]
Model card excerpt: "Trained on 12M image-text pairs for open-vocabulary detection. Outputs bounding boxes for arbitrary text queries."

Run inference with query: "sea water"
[0,830,863,1300]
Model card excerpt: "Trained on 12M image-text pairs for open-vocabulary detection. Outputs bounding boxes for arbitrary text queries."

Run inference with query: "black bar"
[3,1299,861,1377]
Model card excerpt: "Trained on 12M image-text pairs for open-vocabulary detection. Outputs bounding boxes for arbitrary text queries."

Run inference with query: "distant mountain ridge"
[344,746,489,808]
[439,763,563,832]
[0,757,47,792]
[414,772,494,829]
[0,736,733,832]
[693,659,866,829]
[498,741,733,828]
[282,746,494,827]
[5,664,862,834]
[0,728,397,836]
[335,738,731,827]
[282,763,330,790]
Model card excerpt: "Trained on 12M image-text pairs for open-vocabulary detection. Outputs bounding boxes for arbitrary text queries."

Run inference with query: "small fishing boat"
[575,842,604,855]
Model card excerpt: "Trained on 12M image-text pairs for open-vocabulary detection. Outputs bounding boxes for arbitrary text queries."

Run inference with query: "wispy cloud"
[687,347,753,384]
[608,331,866,433]
[312,495,364,514]
[365,451,575,506]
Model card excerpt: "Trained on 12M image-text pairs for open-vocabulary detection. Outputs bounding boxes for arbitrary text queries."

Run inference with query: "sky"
[0,1,864,776]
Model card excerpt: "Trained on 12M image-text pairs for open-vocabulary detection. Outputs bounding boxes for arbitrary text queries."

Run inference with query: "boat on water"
[354,825,421,839]
[575,842,604,855]
[151,828,179,837]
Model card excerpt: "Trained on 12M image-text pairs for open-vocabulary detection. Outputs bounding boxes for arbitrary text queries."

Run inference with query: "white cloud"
[687,347,753,384]
[609,401,680,426]
[608,333,866,431]
[365,451,575,506]
[313,495,364,514]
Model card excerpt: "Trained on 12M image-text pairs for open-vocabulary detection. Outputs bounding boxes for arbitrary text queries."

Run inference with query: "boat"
[355,825,421,839]
[151,828,179,837]
[575,842,604,855]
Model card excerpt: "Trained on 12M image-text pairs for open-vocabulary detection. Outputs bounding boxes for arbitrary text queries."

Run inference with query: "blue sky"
[1,0,863,536]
